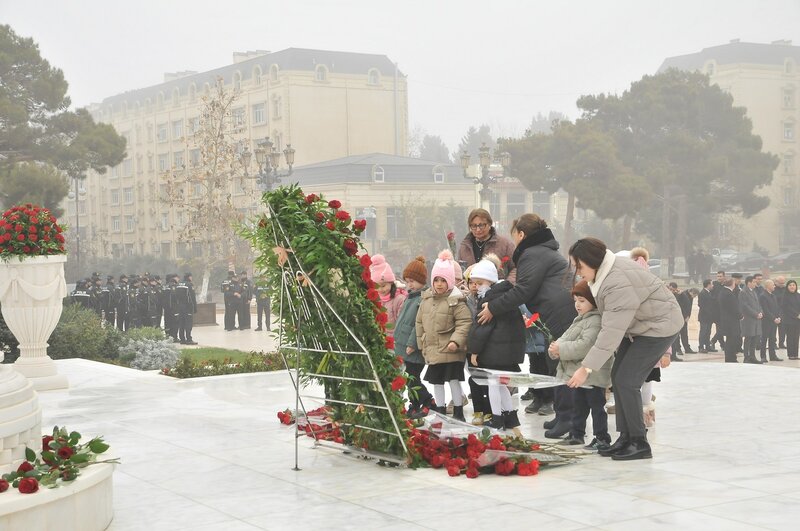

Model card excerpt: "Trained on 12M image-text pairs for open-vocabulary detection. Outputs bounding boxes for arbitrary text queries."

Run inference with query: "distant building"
[72,48,408,260]
[660,39,800,253]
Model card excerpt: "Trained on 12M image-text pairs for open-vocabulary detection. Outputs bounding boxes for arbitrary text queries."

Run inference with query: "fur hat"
[571,280,597,307]
[369,254,396,284]
[470,259,499,284]
[402,256,427,285]
[430,249,456,290]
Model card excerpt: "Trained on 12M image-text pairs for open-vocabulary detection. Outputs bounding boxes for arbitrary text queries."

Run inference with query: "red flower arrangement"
[0,204,66,260]
[390,375,407,391]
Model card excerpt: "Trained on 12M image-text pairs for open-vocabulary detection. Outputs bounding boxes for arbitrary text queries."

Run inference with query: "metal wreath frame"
[265,203,409,468]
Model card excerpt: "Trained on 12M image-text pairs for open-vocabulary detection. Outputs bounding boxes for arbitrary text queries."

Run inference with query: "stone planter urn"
[0,255,68,391]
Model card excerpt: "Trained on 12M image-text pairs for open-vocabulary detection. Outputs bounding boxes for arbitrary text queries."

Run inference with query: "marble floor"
[36,352,800,531]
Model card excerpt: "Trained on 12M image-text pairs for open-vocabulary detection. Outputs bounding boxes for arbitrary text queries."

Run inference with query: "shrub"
[164,351,284,378]
[125,326,166,342]
[48,305,111,360]
[125,339,180,370]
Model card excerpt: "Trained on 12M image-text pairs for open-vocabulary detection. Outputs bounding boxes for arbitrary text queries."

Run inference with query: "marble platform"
[33,356,800,531]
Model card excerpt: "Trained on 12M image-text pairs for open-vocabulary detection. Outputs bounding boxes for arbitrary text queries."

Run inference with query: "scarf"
[511,228,557,266]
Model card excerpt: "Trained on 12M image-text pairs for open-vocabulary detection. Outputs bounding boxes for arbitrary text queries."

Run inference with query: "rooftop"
[659,40,800,72]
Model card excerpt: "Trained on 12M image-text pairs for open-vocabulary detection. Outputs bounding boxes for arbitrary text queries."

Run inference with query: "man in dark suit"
[759,279,783,362]
[710,271,727,350]
[739,275,763,364]
[718,279,742,363]
[677,287,697,353]
[774,276,787,349]
[698,279,718,352]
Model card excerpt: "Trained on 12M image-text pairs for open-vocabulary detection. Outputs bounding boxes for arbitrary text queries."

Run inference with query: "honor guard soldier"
[100,275,116,325]
[89,273,103,317]
[147,276,163,327]
[222,271,237,331]
[128,276,142,329]
[69,280,92,308]
[162,274,179,341]
[176,273,198,344]
[116,274,131,331]
[238,271,253,330]
[254,276,271,331]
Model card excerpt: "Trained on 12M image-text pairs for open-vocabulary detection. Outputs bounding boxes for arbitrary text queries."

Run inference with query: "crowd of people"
[221,271,271,332]
[379,208,684,462]
[68,272,198,344]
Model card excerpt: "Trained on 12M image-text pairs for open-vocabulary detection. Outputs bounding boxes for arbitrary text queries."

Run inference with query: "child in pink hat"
[369,254,406,335]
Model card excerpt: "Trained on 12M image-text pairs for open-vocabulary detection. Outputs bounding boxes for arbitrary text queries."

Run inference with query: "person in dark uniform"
[709,271,727,351]
[719,278,742,363]
[176,272,198,344]
[89,273,103,317]
[162,274,179,342]
[148,276,163,328]
[254,276,271,331]
[222,271,237,331]
[116,274,130,331]
[69,280,92,308]
[698,279,718,353]
[128,276,142,329]
[100,276,116,326]
[238,271,253,330]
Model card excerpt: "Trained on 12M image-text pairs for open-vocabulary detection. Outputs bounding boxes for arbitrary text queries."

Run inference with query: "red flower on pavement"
[17,461,34,473]
[390,375,406,391]
[57,446,75,460]
[328,200,341,209]
[18,477,39,494]
[0,479,8,492]
[447,465,461,477]
[42,435,54,451]
[465,467,479,479]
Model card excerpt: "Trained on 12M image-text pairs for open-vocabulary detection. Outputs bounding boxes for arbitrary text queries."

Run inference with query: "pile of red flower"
[408,428,541,478]
[0,204,66,259]
[277,406,344,444]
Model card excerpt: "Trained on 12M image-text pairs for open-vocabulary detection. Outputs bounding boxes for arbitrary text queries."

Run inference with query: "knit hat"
[430,249,456,290]
[369,254,396,284]
[571,280,597,307]
[402,256,427,285]
[470,259,499,284]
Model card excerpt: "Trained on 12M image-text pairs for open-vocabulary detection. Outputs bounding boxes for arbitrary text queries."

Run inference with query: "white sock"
[434,385,445,407]
[499,385,513,411]
[641,381,653,407]
[449,380,462,406]
[488,385,503,415]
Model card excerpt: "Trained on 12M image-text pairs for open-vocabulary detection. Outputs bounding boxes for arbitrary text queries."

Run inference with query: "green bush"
[124,326,166,342]
[48,305,112,360]
[163,351,284,378]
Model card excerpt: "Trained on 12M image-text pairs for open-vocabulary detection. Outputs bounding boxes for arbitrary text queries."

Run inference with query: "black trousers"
[237,301,251,329]
[570,386,609,439]
[178,311,194,341]
[672,321,691,353]
[530,351,556,404]
[224,301,237,330]
[743,335,760,360]
[786,321,800,359]
[257,299,270,330]
[711,322,725,347]
[699,320,713,350]
[467,359,489,415]
[722,330,739,362]
[761,320,778,359]
[116,311,128,332]
[104,310,115,326]
[779,322,787,347]
[164,312,178,338]
[405,361,433,409]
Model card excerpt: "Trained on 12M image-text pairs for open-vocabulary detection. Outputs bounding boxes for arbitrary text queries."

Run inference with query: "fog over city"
[5,0,797,150]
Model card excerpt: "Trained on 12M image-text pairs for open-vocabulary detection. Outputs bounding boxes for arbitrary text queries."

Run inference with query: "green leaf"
[69,431,81,444]
[25,447,35,462]
[70,453,90,464]
[88,439,109,454]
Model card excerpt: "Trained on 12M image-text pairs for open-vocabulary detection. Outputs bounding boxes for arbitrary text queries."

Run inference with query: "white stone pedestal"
[0,255,68,391]
[0,365,41,467]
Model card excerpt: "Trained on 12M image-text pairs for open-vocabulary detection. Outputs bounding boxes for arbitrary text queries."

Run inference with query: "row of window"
[371,165,446,183]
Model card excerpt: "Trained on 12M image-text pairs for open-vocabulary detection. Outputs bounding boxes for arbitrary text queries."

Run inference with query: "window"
[112,216,120,232]
[372,165,385,182]
[252,103,266,125]
[270,64,279,82]
[123,187,134,204]
[192,182,203,198]
[315,65,328,82]
[172,119,183,139]
[506,191,527,221]
[490,191,501,218]
[161,242,172,256]
[123,158,133,177]
[148,154,154,172]
[125,215,135,232]
[147,124,153,143]
[172,87,180,106]
[253,66,262,86]
[125,243,134,256]
[173,150,185,169]
[159,184,168,201]
[157,123,168,143]
[784,187,795,207]
[368,69,380,85]
[111,165,119,179]
[157,92,164,109]
[232,107,245,128]
[190,148,200,167]
[161,212,169,231]
[784,89,795,109]
[136,154,143,174]
[188,83,196,103]
[785,122,795,140]
[433,166,445,184]
[233,72,242,92]
[158,154,169,172]
[110,189,120,205]
[189,116,200,134]
[786,60,795,75]
[532,191,551,221]
[785,153,795,174]
[112,243,121,259]
[272,96,282,119]
[386,207,406,238]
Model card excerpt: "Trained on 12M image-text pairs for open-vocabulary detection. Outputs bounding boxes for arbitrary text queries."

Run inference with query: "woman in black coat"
[781,280,800,360]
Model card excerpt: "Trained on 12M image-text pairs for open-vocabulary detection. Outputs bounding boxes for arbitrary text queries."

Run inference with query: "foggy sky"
[4,0,799,154]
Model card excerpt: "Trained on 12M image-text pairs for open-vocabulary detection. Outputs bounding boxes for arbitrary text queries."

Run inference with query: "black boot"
[525,397,543,414]
[544,419,571,439]
[487,413,505,430]
[452,406,466,422]
[598,433,630,457]
[520,389,536,401]
[503,410,520,430]
[434,406,447,415]
[543,416,558,430]
[611,436,652,461]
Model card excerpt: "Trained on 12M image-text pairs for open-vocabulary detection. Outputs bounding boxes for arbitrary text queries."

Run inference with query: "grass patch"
[178,347,253,363]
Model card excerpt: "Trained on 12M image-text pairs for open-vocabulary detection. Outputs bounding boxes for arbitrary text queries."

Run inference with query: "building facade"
[71,48,409,260]
[660,39,800,253]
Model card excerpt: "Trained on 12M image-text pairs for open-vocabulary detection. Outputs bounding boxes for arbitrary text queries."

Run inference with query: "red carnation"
[325,221,336,231]
[335,210,351,222]
[501,255,510,263]
[305,193,318,204]
[56,234,64,242]
[315,212,325,222]
[343,238,358,256]
[375,311,388,325]
[465,467,479,479]
[15,224,23,232]
[431,454,446,468]
[447,465,461,477]
[366,288,380,301]
[29,234,38,242]
[57,446,75,460]
[16,234,25,241]
[353,219,367,232]
[385,336,395,349]
[328,199,341,209]
[359,254,372,267]
[30,217,38,224]
[391,375,406,391]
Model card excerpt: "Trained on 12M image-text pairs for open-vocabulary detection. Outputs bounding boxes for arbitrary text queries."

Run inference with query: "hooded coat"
[467,281,526,369]
[555,309,612,388]
[415,287,472,365]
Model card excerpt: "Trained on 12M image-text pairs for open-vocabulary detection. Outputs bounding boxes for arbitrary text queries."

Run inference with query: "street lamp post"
[241,137,296,191]
[460,143,510,209]
[67,175,86,279]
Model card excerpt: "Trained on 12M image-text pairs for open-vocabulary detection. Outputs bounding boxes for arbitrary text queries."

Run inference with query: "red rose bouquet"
[0,204,66,261]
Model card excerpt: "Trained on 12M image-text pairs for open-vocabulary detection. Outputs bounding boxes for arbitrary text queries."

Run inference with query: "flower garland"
[0,204,66,261]
[0,426,118,494]
[243,185,410,459]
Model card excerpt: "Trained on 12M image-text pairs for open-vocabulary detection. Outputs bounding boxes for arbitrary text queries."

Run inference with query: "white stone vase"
[0,255,68,390]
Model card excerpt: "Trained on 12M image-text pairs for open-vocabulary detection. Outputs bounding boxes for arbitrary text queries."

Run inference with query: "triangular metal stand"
[265,205,408,469]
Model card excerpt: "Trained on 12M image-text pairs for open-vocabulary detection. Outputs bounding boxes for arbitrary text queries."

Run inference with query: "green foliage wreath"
[243,185,410,459]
